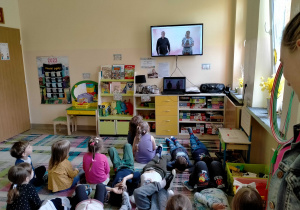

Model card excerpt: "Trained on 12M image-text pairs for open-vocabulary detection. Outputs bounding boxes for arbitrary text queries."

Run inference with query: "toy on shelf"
[121,101,127,114]
[111,101,117,115]
[101,102,111,116]
[125,99,133,115]
[115,101,122,114]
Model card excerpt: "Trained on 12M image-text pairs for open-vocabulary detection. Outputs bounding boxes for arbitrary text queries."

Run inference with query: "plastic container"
[148,103,155,108]
[226,163,269,196]
[75,102,90,109]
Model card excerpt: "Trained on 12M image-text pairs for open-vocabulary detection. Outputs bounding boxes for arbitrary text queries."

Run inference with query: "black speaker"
[200,83,225,93]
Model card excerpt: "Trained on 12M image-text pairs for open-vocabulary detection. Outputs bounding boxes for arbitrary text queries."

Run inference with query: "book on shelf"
[120,83,127,94]
[110,82,121,94]
[124,65,135,79]
[101,82,110,94]
[112,65,124,79]
[101,65,112,79]
[126,82,134,94]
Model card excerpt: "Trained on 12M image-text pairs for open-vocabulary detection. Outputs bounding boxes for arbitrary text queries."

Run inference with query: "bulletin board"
[36,56,71,104]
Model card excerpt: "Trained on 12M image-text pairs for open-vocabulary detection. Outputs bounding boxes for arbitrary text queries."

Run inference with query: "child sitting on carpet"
[165,136,193,172]
[83,137,110,187]
[133,121,159,164]
[10,141,46,187]
[48,140,84,192]
[127,115,143,145]
[166,194,193,210]
[7,162,42,210]
[182,127,226,191]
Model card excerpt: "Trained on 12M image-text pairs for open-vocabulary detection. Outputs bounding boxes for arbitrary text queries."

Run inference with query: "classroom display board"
[36,56,71,104]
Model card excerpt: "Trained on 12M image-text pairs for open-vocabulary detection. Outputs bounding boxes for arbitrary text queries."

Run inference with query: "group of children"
[6,115,264,210]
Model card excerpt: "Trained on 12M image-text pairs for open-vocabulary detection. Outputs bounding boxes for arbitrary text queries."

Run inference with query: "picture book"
[110,82,121,94]
[112,65,124,79]
[120,83,127,94]
[124,65,135,79]
[126,82,134,94]
[101,82,110,94]
[101,65,112,79]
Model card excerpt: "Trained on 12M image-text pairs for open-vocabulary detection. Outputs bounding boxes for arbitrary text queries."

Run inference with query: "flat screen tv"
[151,24,203,57]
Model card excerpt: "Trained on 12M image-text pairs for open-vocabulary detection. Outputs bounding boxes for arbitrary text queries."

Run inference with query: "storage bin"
[74,102,90,109]
[226,163,269,196]
[148,103,155,108]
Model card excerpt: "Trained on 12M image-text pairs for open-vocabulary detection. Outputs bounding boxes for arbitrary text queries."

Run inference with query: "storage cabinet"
[155,96,178,136]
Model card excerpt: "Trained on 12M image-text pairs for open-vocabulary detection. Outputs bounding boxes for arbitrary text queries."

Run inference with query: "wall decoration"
[0,43,10,60]
[36,56,71,104]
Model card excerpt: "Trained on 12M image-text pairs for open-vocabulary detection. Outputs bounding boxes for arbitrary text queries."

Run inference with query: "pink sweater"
[83,153,110,184]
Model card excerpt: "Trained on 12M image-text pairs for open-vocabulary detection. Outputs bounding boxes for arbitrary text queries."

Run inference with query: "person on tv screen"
[167,81,172,89]
[182,31,194,55]
[156,31,170,56]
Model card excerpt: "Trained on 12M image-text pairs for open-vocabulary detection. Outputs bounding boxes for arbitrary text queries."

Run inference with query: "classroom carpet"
[0,134,219,209]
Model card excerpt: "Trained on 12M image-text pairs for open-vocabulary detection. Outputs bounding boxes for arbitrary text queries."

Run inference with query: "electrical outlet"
[113,54,122,61]
[202,64,210,70]
[82,73,90,79]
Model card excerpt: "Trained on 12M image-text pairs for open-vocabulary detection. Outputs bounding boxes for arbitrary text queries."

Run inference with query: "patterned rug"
[0,134,220,209]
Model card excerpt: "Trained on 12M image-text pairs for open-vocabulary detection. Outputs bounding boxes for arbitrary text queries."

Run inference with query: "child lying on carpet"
[165,136,193,172]
[107,143,141,207]
[83,136,110,187]
[7,162,42,210]
[182,128,226,191]
[48,140,84,192]
[133,121,161,164]
[127,115,143,145]
[133,154,176,210]
[10,141,46,187]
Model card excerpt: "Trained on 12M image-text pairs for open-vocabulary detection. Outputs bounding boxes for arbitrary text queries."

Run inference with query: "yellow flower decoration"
[238,78,243,88]
[260,74,284,98]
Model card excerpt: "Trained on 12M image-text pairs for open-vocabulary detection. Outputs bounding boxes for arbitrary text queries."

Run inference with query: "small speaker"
[200,83,225,93]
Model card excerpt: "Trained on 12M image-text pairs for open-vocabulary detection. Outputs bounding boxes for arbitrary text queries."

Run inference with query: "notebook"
[161,77,186,95]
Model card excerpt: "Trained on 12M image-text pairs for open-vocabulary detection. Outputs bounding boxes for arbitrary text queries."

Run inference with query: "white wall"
[0,0,20,29]
[18,0,236,125]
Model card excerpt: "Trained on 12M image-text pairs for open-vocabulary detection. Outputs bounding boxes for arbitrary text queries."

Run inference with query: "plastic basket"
[148,103,155,108]
[75,102,90,109]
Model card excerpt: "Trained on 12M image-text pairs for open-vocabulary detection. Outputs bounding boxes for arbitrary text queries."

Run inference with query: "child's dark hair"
[166,194,193,210]
[10,141,30,159]
[129,115,143,137]
[88,136,103,171]
[175,156,187,172]
[135,121,149,144]
[7,162,32,204]
[232,187,263,210]
[49,140,70,170]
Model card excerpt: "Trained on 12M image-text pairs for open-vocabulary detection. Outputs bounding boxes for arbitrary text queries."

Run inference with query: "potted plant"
[237,77,243,95]
[260,74,284,113]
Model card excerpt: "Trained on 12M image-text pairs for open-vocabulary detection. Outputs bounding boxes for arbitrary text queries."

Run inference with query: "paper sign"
[141,95,151,102]
[141,58,156,69]
[114,93,122,101]
[158,62,170,78]
[0,43,10,60]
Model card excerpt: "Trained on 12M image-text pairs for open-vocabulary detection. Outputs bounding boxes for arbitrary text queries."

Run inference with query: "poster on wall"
[36,56,71,104]
[0,43,10,60]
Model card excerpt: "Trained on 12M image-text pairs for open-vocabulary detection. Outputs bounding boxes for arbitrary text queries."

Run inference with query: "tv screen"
[151,24,203,57]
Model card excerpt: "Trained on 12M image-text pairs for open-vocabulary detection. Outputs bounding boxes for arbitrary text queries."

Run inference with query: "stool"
[53,116,76,135]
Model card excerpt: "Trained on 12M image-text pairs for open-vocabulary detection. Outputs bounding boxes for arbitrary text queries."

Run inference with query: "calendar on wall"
[36,56,71,104]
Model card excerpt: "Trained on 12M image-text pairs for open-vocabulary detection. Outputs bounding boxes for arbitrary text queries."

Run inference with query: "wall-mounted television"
[151,24,203,57]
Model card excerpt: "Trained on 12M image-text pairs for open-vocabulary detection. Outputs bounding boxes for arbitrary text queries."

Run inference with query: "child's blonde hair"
[7,162,32,204]
[10,141,30,159]
[135,121,149,144]
[166,194,193,210]
[232,187,263,210]
[88,136,103,171]
[49,140,70,170]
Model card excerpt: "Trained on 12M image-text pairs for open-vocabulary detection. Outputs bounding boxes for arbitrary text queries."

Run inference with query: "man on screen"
[182,31,194,55]
[156,31,170,56]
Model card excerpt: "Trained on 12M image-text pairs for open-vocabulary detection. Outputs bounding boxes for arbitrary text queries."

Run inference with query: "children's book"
[120,83,127,94]
[112,65,124,79]
[126,82,134,94]
[101,65,112,79]
[124,65,135,79]
[110,82,121,94]
[101,82,110,94]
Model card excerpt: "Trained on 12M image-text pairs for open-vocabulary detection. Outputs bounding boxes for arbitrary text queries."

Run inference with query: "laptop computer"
[161,77,186,95]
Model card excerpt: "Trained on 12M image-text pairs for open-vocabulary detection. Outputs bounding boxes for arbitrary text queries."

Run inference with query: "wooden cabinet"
[155,96,178,135]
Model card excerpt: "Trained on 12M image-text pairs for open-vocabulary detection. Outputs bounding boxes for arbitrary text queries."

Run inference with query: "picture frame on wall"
[0,8,4,24]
